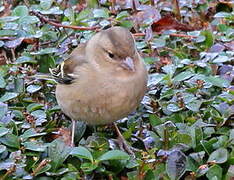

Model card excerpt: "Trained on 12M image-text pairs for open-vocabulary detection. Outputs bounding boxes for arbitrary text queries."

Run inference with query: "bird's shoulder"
[50,43,87,84]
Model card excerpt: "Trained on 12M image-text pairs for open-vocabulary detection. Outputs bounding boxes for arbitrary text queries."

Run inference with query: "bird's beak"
[121,57,135,72]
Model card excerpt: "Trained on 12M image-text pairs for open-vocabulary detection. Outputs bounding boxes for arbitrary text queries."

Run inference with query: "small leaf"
[151,38,166,48]
[173,71,194,82]
[48,139,72,172]
[208,148,228,164]
[20,129,46,140]
[205,76,230,88]
[70,146,93,162]
[0,74,6,88]
[40,0,53,10]
[166,150,186,180]
[0,127,9,137]
[93,9,109,18]
[206,164,222,180]
[16,56,37,64]
[0,134,20,148]
[22,141,47,152]
[26,85,42,93]
[30,48,58,55]
[167,104,182,112]
[0,92,18,102]
[80,162,98,173]
[0,30,17,36]
[18,16,40,24]
[201,30,214,49]
[0,102,8,119]
[98,150,130,161]
[0,145,6,153]
[186,100,202,112]
[13,5,29,16]
[35,164,51,176]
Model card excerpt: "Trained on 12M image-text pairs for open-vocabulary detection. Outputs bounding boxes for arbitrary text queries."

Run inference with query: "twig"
[31,11,99,31]
[31,159,51,177]
[133,32,197,39]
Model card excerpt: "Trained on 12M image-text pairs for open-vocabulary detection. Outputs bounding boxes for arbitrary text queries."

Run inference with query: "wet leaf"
[0,102,8,119]
[13,5,29,17]
[98,150,130,161]
[26,85,42,93]
[0,133,20,148]
[70,146,93,162]
[166,150,186,180]
[93,9,109,18]
[40,0,53,10]
[0,127,9,137]
[208,148,228,164]
[0,92,18,102]
[48,139,72,172]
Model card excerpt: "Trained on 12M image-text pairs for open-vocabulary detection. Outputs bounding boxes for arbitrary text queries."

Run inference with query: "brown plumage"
[53,27,148,147]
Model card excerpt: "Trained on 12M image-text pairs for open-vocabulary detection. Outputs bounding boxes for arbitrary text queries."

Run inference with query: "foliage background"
[0,0,233,179]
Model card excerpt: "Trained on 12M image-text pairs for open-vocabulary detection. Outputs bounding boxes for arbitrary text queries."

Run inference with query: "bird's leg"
[113,123,134,155]
[70,119,76,147]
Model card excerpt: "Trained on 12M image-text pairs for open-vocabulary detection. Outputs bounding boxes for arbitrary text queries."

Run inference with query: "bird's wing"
[50,43,87,84]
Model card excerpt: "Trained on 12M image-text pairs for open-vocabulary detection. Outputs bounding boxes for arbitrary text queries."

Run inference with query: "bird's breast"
[56,68,147,125]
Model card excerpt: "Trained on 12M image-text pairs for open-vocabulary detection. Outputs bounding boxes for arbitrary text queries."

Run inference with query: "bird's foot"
[113,123,135,156]
[116,135,135,156]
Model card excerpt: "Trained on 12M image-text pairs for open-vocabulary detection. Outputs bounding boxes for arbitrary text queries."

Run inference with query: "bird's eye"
[108,52,114,58]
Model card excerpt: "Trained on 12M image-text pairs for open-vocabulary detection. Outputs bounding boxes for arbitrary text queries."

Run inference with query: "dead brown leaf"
[151,15,196,32]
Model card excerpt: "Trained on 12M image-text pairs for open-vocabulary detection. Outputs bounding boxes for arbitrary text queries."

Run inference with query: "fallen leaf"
[151,15,196,32]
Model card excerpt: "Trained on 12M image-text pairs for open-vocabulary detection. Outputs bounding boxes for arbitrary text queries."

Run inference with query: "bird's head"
[86,26,138,73]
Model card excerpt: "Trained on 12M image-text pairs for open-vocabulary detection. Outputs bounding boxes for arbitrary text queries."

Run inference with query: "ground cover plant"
[0,0,233,179]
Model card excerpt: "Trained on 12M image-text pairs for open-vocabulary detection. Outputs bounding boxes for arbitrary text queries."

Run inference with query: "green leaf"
[31,110,46,119]
[30,48,58,55]
[119,20,134,28]
[0,145,6,153]
[166,150,186,180]
[186,100,202,112]
[18,16,40,24]
[48,139,72,172]
[22,141,47,152]
[0,133,20,148]
[162,64,176,76]
[167,104,182,112]
[70,146,93,162]
[0,74,6,88]
[205,76,230,88]
[151,38,166,48]
[201,30,214,49]
[116,11,129,20]
[20,129,46,140]
[80,162,98,173]
[26,103,44,112]
[16,56,37,64]
[208,148,228,164]
[76,9,92,22]
[26,85,42,93]
[0,127,9,137]
[98,150,130,161]
[0,30,17,36]
[206,165,222,180]
[214,12,231,18]
[173,71,194,82]
[34,164,51,176]
[0,102,8,119]
[93,9,109,18]
[0,92,18,102]
[40,0,53,10]
[13,5,29,16]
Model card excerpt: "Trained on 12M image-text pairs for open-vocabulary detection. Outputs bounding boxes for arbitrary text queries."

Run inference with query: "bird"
[50,26,148,152]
